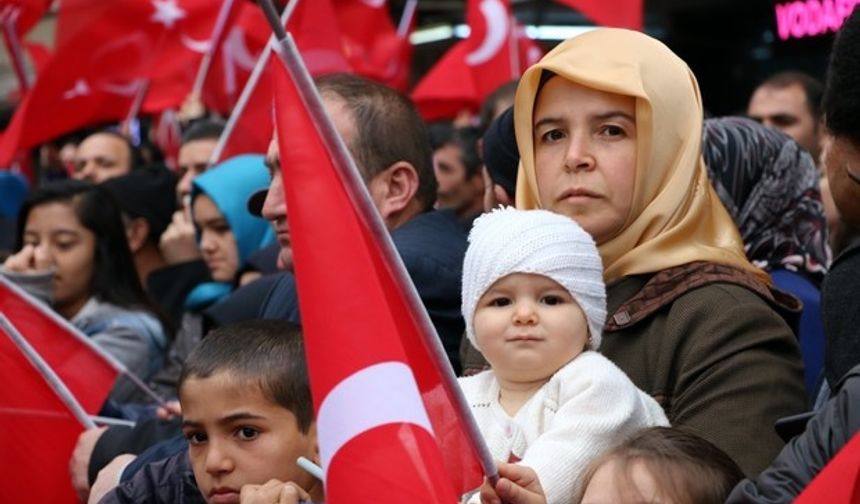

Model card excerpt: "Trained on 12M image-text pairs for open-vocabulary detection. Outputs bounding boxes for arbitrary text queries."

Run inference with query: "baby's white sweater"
[458,351,669,504]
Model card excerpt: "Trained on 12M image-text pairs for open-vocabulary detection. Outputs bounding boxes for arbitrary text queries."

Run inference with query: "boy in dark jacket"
[93,320,322,504]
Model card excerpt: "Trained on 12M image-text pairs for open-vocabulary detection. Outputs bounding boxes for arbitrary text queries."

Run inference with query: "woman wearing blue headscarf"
[185,154,275,310]
[149,154,274,398]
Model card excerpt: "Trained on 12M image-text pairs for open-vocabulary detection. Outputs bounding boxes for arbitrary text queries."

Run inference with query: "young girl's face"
[473,272,588,384]
[193,195,240,283]
[581,458,670,504]
[180,371,319,504]
[22,201,96,317]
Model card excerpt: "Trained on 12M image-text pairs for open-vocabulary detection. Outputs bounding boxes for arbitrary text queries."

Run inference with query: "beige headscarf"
[514,28,767,284]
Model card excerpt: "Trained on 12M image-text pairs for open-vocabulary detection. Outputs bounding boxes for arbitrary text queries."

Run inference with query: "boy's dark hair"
[578,427,744,504]
[314,73,437,211]
[759,71,824,123]
[823,6,860,146]
[178,320,313,433]
[427,122,482,178]
[181,119,226,146]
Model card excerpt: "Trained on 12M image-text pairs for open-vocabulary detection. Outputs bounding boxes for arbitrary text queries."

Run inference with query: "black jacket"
[727,364,860,503]
[97,446,203,504]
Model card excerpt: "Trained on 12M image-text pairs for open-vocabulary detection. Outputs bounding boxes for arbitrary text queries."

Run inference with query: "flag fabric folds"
[0,315,93,504]
[335,0,413,91]
[411,0,543,121]
[0,275,120,413]
[0,0,224,166]
[552,0,643,30]
[0,0,50,37]
[211,0,352,162]
[270,34,490,503]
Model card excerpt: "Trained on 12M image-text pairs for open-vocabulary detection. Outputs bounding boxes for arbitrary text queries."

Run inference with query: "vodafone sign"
[775,0,860,40]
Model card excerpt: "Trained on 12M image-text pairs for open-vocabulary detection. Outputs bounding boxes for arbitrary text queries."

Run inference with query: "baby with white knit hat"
[458,208,668,504]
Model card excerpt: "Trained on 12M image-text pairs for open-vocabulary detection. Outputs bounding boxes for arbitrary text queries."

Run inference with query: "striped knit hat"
[462,207,607,349]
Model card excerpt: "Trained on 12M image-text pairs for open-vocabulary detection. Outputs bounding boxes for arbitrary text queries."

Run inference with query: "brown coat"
[601,261,807,476]
[460,261,808,477]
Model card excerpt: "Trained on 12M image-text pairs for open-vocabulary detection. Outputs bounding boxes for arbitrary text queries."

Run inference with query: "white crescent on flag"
[181,34,211,53]
[100,80,143,96]
[466,0,510,66]
[360,0,386,8]
[316,361,434,473]
[220,27,259,95]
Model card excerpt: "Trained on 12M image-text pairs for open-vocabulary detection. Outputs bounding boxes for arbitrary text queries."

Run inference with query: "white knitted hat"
[461,207,607,350]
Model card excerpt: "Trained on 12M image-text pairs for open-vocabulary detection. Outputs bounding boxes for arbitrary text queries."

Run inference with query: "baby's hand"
[240,479,310,504]
[480,463,546,504]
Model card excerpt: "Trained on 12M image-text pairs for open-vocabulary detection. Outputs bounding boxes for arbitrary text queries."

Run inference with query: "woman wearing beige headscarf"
[513,29,806,477]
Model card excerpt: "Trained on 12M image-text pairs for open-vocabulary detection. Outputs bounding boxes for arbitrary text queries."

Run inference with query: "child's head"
[461,207,606,381]
[579,427,744,504]
[178,320,319,504]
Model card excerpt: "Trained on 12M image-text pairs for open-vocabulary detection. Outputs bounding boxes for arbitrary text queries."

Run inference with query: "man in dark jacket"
[255,72,467,372]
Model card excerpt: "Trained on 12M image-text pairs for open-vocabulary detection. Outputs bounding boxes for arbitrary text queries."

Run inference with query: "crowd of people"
[1,4,859,504]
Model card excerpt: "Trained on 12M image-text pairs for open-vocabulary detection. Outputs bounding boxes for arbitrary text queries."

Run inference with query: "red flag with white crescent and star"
[0,0,224,166]
[211,0,352,163]
[270,33,492,503]
[411,0,543,121]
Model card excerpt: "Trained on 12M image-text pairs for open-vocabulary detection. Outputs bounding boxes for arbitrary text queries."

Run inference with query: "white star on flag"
[150,0,186,29]
[63,79,90,99]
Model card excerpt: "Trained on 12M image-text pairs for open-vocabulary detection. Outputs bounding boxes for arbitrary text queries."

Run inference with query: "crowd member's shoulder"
[726,364,860,503]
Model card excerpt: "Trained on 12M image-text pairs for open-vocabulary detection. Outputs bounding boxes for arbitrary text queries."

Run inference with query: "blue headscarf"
[184,155,274,311]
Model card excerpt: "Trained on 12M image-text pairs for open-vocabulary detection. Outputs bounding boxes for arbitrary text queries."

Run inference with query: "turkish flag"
[271,38,488,503]
[0,0,229,166]
[212,0,352,163]
[0,318,91,503]
[143,0,243,113]
[54,0,231,110]
[0,276,119,413]
[552,0,643,30]
[411,0,542,121]
[0,0,50,36]
[212,51,275,163]
[795,431,860,503]
[201,2,270,115]
[335,0,413,91]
